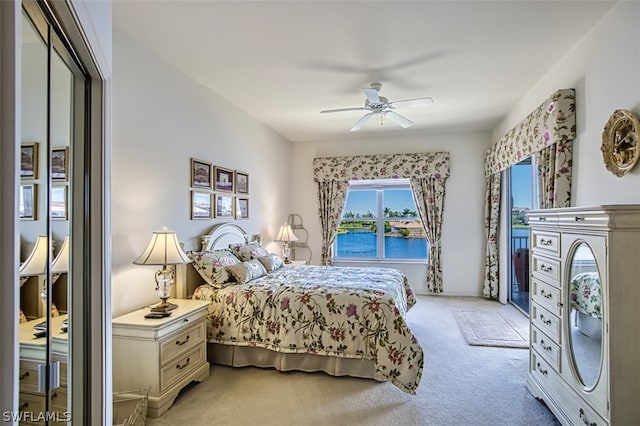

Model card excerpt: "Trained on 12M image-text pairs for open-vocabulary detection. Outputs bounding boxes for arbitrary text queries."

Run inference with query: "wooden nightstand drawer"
[160,343,206,393]
[19,392,45,417]
[160,321,205,365]
[19,361,40,393]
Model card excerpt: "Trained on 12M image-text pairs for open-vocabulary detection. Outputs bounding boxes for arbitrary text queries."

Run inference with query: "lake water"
[336,232,428,259]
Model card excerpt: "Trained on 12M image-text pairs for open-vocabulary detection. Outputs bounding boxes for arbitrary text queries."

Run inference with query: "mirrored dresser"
[527,205,640,425]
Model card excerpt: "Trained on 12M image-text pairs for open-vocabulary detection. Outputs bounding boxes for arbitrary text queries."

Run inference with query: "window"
[334,179,428,261]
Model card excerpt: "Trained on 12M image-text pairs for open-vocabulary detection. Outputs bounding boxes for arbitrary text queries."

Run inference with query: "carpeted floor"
[146,296,559,426]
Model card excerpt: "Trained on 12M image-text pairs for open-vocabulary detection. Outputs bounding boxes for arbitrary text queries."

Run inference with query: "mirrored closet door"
[19,2,85,422]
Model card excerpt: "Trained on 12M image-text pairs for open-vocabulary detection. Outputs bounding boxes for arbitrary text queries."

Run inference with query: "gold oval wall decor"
[601,109,640,177]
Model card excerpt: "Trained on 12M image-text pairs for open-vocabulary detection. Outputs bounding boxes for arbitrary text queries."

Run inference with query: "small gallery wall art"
[235,197,249,220]
[214,166,234,192]
[21,142,38,180]
[51,186,68,220]
[19,184,37,220]
[191,158,213,189]
[191,191,212,220]
[215,193,234,218]
[51,147,69,181]
[235,171,249,194]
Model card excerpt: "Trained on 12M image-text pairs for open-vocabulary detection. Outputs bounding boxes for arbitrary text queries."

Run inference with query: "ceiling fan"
[320,82,434,131]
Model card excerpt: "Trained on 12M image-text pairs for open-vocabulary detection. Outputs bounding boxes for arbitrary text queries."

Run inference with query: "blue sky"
[511,163,533,208]
[343,189,417,216]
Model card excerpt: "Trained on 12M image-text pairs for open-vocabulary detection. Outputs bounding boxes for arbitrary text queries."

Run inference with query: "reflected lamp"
[133,227,192,312]
[275,223,298,264]
[19,235,49,278]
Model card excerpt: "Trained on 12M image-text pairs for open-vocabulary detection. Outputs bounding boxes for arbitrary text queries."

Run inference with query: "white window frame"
[333,179,427,264]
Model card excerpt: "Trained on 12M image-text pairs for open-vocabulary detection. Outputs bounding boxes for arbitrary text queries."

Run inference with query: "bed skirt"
[208,343,382,382]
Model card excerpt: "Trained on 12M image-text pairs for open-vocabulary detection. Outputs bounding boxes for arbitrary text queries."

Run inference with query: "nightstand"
[287,260,307,265]
[112,299,210,417]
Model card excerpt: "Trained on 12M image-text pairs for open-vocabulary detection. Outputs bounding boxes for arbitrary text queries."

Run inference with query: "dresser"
[112,299,210,417]
[527,205,640,425]
[18,315,69,425]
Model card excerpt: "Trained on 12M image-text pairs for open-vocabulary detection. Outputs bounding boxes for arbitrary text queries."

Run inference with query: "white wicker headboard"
[175,223,254,299]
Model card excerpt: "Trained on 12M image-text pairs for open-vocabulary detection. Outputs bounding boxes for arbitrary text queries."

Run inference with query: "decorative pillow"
[229,241,269,261]
[257,253,284,273]
[226,259,267,284]
[188,250,242,288]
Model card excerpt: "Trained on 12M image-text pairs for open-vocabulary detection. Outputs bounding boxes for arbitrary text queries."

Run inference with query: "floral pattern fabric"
[569,272,602,320]
[193,265,424,394]
[229,242,269,261]
[536,142,573,208]
[188,250,242,288]
[483,173,501,299]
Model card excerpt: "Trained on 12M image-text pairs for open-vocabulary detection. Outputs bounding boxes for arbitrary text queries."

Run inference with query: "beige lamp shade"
[275,223,299,242]
[133,228,191,266]
[19,235,49,276]
[51,235,70,274]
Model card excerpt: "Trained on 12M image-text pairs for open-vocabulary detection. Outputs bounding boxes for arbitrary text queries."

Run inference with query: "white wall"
[291,131,492,296]
[493,2,640,206]
[111,31,292,317]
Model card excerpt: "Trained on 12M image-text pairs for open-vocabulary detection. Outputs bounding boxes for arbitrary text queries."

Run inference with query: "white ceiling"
[112,1,614,142]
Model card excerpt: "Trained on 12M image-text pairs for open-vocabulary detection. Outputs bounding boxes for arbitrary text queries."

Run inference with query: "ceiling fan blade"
[362,87,380,104]
[320,107,368,114]
[389,97,434,109]
[384,111,413,128]
[350,113,375,132]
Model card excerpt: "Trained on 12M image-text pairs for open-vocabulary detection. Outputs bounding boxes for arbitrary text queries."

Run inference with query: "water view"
[336,231,428,259]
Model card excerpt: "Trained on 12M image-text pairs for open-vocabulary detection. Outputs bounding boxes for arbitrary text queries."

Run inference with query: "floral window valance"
[313,152,450,182]
[484,89,575,176]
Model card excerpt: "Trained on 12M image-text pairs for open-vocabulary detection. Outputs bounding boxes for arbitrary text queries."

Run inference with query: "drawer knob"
[536,362,548,376]
[579,408,597,426]
[19,371,30,380]
[176,335,190,346]
[575,216,585,222]
[19,402,29,411]
[539,314,552,326]
[540,239,552,246]
[176,357,191,370]
[540,264,553,273]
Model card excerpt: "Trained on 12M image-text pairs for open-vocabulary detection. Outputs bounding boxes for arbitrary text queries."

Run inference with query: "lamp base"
[151,301,178,313]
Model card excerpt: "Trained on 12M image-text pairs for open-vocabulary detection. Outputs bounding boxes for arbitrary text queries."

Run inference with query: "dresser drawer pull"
[539,314,552,326]
[19,371,30,380]
[176,335,190,346]
[183,318,190,323]
[540,340,553,352]
[176,357,191,370]
[51,392,58,401]
[539,217,546,221]
[579,408,597,426]
[575,216,585,222]
[540,289,553,299]
[540,264,553,273]
[19,402,29,411]
[540,238,552,246]
[536,362,548,376]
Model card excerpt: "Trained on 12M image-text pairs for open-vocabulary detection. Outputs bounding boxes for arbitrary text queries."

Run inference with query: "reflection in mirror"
[568,242,603,388]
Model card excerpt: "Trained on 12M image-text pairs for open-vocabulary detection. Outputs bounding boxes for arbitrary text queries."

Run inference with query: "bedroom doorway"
[508,157,537,314]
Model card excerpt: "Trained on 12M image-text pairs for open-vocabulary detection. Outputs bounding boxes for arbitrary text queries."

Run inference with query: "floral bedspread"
[569,272,602,319]
[193,265,423,394]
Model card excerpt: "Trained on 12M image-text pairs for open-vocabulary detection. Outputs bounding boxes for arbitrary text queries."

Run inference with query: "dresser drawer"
[18,391,45,418]
[19,361,40,393]
[160,343,206,393]
[532,230,560,256]
[531,327,561,371]
[532,255,560,285]
[160,321,205,365]
[531,279,561,315]
[532,303,561,343]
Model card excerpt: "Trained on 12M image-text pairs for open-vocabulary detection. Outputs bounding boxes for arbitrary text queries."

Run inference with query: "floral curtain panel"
[313,152,450,291]
[482,89,575,300]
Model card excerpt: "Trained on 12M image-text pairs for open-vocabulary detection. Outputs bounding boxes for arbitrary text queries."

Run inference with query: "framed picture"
[21,142,38,179]
[235,171,249,194]
[215,193,234,219]
[191,191,212,220]
[51,186,68,220]
[19,184,37,220]
[214,166,234,192]
[235,197,249,220]
[51,147,69,181]
[191,158,212,189]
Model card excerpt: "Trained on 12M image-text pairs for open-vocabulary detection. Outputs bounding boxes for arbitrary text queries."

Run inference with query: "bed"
[175,223,423,394]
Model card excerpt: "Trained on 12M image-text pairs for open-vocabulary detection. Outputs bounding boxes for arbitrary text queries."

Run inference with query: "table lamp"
[275,223,298,264]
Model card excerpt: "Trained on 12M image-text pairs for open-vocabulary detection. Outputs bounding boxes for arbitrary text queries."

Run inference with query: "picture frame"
[190,191,212,220]
[19,184,37,220]
[215,193,234,219]
[235,171,249,194]
[51,147,69,181]
[214,166,234,192]
[51,186,68,220]
[235,197,249,220]
[21,142,38,180]
[191,158,213,189]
